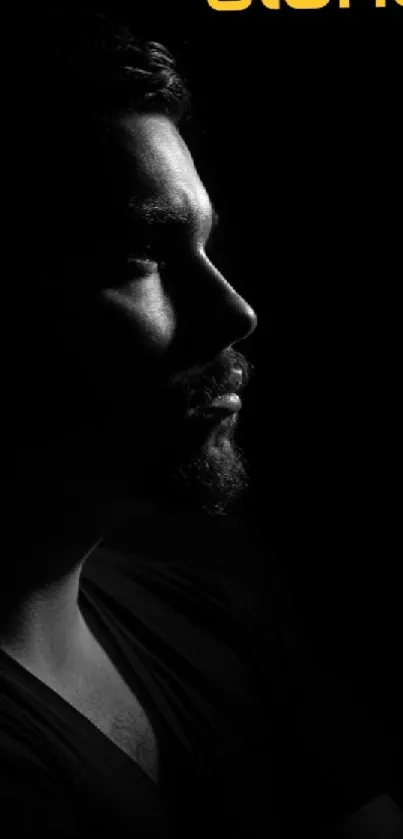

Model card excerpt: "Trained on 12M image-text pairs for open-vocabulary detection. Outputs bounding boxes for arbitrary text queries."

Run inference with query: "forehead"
[112,113,213,235]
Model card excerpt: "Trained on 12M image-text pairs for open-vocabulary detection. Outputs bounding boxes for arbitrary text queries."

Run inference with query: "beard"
[137,347,253,516]
[177,427,249,516]
[20,347,254,521]
[145,413,250,517]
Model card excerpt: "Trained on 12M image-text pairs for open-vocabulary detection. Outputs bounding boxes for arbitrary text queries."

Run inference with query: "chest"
[86,691,160,784]
[56,656,160,785]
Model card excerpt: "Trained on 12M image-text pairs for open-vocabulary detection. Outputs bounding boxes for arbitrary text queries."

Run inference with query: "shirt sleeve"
[0,745,89,838]
[246,560,397,833]
[0,729,170,839]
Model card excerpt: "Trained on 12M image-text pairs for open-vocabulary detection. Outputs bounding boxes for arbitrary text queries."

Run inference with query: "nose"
[181,252,258,358]
[229,288,258,345]
[204,254,257,346]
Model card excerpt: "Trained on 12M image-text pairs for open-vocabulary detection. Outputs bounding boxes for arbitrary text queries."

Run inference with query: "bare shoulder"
[327,795,403,838]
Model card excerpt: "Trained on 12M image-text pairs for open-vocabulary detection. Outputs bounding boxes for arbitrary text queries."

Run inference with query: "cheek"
[102,278,177,356]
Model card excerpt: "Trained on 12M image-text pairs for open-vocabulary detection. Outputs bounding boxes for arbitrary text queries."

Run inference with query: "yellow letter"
[283,0,330,7]
[261,0,281,8]
[207,0,253,9]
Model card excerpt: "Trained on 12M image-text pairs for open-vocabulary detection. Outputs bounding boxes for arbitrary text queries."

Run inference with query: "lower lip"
[210,393,242,412]
[187,393,242,422]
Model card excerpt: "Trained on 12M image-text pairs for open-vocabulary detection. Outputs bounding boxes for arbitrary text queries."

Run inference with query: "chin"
[105,414,249,517]
[165,429,250,517]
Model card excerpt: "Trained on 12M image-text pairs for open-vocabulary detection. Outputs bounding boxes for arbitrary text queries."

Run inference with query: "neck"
[1,469,159,680]
[0,543,100,680]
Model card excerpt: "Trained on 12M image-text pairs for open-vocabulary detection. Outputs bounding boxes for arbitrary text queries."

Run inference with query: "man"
[1,6,401,838]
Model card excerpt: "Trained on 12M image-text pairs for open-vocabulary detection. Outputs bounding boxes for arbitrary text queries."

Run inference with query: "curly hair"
[25,5,189,121]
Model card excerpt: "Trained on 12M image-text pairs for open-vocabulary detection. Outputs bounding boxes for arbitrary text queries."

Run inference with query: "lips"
[210,393,242,411]
[187,393,242,421]
[186,368,244,420]
[210,368,243,411]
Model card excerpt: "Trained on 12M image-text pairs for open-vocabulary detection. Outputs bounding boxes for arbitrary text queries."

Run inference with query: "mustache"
[167,348,255,413]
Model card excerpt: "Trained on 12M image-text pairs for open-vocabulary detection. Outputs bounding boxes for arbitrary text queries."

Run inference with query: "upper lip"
[228,367,243,393]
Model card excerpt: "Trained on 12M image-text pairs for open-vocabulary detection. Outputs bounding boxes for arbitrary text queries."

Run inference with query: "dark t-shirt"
[0,511,395,837]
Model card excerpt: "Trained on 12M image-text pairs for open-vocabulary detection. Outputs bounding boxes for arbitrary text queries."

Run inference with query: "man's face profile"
[35,113,257,516]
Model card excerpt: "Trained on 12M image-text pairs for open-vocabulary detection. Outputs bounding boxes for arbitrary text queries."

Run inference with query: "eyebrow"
[128,197,220,244]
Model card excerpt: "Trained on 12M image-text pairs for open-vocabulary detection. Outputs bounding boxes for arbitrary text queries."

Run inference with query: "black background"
[85,0,402,768]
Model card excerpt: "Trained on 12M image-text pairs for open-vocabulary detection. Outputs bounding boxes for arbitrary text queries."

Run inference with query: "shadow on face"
[12,113,257,515]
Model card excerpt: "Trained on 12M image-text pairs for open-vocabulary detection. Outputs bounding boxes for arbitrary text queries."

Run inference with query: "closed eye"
[127,255,157,269]
[126,250,163,276]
